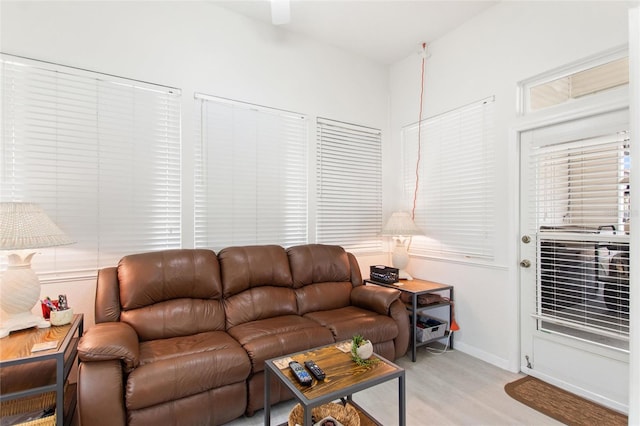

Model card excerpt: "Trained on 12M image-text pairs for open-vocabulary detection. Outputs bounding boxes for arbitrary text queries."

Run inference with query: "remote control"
[289,361,313,386]
[304,360,326,381]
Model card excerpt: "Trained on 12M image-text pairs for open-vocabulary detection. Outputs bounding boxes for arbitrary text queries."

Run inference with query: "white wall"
[0,0,390,329]
[389,1,630,371]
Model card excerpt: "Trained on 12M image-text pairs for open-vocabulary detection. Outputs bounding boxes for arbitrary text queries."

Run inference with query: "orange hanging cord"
[411,42,427,221]
[413,45,460,333]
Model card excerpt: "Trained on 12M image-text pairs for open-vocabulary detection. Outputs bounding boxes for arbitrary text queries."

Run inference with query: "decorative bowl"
[355,340,373,360]
[50,308,73,326]
[288,402,359,426]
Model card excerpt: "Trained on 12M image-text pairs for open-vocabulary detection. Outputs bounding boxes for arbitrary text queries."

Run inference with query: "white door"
[519,108,630,413]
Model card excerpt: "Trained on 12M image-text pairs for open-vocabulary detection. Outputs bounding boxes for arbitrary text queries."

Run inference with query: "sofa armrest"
[78,322,140,372]
[350,285,401,315]
[389,298,410,358]
[78,360,127,426]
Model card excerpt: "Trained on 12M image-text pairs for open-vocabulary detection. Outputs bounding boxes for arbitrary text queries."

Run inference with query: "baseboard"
[453,341,516,372]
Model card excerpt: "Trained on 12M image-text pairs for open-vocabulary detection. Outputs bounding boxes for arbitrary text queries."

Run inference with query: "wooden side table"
[365,279,453,362]
[0,314,84,426]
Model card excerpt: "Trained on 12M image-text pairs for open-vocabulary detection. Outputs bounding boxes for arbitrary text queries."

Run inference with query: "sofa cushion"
[218,245,293,298]
[126,331,250,410]
[219,245,297,327]
[304,306,399,343]
[122,299,227,342]
[287,244,351,288]
[227,315,334,373]
[223,287,297,329]
[119,249,222,308]
[117,249,225,340]
[295,281,352,315]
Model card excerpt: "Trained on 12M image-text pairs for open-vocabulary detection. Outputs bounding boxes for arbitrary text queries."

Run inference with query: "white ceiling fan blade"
[271,0,290,25]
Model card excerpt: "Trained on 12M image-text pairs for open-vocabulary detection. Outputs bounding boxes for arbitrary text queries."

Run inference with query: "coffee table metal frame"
[263,342,406,426]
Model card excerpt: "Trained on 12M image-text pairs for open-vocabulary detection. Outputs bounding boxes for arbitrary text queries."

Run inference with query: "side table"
[0,314,84,426]
[365,279,453,362]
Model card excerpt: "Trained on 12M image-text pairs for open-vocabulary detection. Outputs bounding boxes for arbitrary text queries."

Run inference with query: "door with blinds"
[519,108,630,411]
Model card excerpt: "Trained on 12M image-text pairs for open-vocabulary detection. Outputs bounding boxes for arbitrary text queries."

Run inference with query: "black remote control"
[289,361,313,386]
[304,360,326,381]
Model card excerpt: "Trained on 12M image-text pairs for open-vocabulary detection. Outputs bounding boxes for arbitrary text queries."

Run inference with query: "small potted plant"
[351,334,375,366]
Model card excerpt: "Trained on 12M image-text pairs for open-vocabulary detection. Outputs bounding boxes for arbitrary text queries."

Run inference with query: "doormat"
[504,376,627,425]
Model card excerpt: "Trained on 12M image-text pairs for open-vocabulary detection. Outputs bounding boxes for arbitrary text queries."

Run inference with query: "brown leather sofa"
[77,244,409,426]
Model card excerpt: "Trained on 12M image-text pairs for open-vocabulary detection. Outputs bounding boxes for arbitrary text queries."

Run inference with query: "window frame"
[518,45,629,116]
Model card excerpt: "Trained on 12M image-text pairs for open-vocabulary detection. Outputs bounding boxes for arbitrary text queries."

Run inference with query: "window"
[0,54,182,279]
[528,129,630,348]
[402,97,496,261]
[194,94,308,250]
[520,49,628,114]
[316,118,382,253]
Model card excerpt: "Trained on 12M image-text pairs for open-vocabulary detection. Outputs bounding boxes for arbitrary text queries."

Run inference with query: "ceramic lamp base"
[0,312,50,338]
[398,270,413,280]
[0,252,48,338]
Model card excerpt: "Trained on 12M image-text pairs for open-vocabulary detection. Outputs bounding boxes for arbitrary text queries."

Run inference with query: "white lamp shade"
[380,211,423,280]
[0,202,74,250]
[381,211,423,237]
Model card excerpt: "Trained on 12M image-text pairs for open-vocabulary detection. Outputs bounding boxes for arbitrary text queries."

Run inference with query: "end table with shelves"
[0,314,84,426]
[365,279,453,362]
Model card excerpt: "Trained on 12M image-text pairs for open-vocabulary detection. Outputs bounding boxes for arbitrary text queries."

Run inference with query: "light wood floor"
[224,347,562,426]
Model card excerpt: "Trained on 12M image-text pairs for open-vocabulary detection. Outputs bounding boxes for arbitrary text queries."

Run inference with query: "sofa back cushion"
[117,249,226,341]
[287,244,354,315]
[218,245,297,328]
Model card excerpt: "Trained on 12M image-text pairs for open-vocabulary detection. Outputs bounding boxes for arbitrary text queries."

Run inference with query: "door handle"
[520,259,531,268]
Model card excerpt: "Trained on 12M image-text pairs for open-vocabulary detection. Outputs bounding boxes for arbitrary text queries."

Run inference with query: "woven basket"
[0,391,56,426]
[288,402,360,426]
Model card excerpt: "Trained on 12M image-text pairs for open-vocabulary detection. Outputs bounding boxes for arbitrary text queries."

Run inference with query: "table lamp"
[0,202,73,338]
[381,211,423,280]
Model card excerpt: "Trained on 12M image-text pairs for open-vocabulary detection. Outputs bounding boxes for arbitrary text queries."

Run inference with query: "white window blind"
[402,97,496,260]
[194,94,308,250]
[528,130,630,345]
[316,118,382,253]
[0,54,182,279]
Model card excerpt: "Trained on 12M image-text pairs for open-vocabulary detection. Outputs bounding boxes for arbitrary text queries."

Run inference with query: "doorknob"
[520,259,531,268]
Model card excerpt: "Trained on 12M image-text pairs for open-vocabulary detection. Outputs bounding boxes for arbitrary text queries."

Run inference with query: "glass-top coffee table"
[264,341,406,426]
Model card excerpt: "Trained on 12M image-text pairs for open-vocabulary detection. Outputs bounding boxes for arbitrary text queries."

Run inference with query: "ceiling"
[213,0,499,65]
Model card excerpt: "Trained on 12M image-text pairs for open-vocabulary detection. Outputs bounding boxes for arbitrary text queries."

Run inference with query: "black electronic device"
[370,265,399,284]
[304,360,326,381]
[289,361,313,386]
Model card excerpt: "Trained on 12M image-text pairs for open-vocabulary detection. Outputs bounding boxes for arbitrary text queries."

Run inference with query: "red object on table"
[41,300,59,319]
